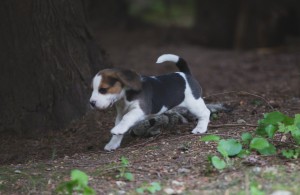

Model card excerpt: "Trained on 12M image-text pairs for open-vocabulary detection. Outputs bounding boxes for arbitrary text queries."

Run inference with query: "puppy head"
[89,68,142,109]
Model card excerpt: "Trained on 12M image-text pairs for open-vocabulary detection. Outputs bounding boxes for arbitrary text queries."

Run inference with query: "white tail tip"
[156,54,179,64]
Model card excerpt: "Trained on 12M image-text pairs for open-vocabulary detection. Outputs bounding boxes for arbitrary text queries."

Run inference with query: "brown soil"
[0,27,300,194]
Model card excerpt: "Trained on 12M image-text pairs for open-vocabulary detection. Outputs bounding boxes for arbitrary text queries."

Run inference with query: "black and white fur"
[90,54,210,151]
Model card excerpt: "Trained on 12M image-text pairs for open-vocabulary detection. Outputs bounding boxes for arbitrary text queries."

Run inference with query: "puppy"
[90,54,210,151]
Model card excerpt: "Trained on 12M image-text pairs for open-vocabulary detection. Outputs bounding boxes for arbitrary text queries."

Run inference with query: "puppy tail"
[156,54,191,74]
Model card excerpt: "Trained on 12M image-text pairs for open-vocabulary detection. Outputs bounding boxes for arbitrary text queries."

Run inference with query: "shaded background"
[87,0,300,49]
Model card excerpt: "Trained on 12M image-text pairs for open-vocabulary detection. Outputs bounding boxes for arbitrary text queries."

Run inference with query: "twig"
[99,165,130,174]
[209,123,258,128]
[272,140,300,148]
[201,133,241,139]
[128,123,257,149]
[204,90,274,110]
[128,134,161,149]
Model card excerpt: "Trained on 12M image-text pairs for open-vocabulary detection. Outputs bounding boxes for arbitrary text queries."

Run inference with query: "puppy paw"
[104,142,120,151]
[111,126,127,135]
[192,127,207,134]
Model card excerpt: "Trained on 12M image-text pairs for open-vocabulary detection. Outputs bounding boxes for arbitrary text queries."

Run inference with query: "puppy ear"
[116,69,142,91]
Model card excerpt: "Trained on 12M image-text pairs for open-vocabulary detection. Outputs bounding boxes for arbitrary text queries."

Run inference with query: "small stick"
[128,134,161,149]
[209,123,258,128]
[204,90,274,110]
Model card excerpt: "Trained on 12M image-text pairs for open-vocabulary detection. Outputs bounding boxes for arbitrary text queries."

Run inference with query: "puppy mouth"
[108,97,119,108]
[95,99,118,110]
[108,102,114,108]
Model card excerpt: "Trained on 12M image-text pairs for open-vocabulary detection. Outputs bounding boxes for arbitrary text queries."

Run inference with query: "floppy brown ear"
[116,69,142,91]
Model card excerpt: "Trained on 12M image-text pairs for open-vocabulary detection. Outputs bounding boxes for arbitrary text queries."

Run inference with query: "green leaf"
[280,124,299,144]
[136,182,161,194]
[148,187,156,194]
[124,172,134,181]
[150,182,162,191]
[294,149,300,158]
[136,187,145,194]
[291,129,300,145]
[265,124,277,138]
[237,149,250,158]
[217,146,228,158]
[121,156,129,166]
[241,133,252,143]
[211,156,226,170]
[250,185,265,195]
[71,169,89,187]
[56,180,77,194]
[278,123,288,133]
[200,135,221,142]
[282,149,295,159]
[148,182,162,194]
[257,143,276,155]
[255,125,268,137]
[217,139,242,157]
[84,186,96,195]
[295,114,300,128]
[211,113,218,120]
[291,115,300,144]
[250,137,270,150]
[207,155,213,162]
[56,170,96,195]
[260,111,286,125]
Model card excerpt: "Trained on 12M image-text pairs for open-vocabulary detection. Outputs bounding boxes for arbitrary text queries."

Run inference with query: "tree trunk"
[234,0,300,49]
[194,0,300,49]
[194,0,239,48]
[86,0,130,27]
[0,0,108,136]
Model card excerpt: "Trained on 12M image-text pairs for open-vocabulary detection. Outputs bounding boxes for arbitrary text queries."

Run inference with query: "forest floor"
[1,27,300,194]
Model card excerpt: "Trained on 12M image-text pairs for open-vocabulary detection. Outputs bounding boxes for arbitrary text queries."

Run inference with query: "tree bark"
[194,0,300,49]
[194,0,239,48]
[234,0,300,49]
[86,0,130,27]
[0,0,108,136]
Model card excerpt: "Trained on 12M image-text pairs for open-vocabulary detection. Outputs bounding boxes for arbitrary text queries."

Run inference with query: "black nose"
[90,100,96,107]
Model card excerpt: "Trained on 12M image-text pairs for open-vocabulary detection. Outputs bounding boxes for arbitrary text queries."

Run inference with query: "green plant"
[136,182,162,194]
[56,169,95,195]
[250,181,265,195]
[116,157,134,181]
[256,112,299,141]
[200,136,242,170]
[256,112,300,155]
[282,149,300,159]
[200,111,300,170]
[249,137,276,155]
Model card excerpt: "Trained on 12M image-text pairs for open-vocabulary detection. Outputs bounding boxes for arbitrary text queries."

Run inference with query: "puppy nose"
[90,100,96,107]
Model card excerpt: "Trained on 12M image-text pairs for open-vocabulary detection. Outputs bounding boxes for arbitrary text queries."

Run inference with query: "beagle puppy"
[90,54,210,151]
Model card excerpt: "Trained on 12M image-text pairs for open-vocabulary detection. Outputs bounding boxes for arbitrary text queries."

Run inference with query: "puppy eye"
[98,88,108,94]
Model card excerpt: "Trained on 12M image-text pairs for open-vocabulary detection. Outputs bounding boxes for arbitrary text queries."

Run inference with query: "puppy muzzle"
[90,100,96,108]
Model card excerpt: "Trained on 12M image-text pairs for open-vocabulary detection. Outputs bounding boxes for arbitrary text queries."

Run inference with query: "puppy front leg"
[115,111,123,126]
[111,108,145,135]
[104,108,145,151]
[115,102,124,126]
[104,135,124,151]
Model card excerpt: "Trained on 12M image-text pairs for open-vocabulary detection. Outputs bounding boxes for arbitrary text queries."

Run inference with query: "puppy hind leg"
[186,98,210,134]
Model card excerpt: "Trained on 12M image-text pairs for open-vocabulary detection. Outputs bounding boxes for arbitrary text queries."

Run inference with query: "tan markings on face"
[106,81,122,94]
[98,69,124,94]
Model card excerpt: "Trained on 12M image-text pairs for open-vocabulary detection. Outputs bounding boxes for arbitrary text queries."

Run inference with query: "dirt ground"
[0,27,300,194]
